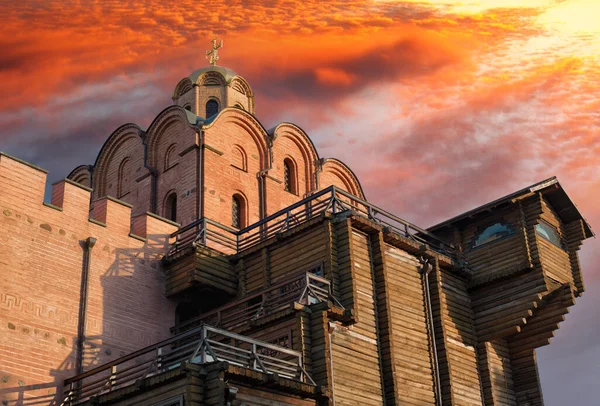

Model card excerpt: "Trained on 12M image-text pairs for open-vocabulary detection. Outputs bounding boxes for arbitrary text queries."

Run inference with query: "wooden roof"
[428,177,594,238]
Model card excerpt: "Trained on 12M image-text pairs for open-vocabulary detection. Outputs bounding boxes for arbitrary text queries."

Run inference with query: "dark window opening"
[232,195,243,229]
[472,222,514,249]
[184,105,191,111]
[536,221,564,249]
[206,100,219,118]
[165,193,177,222]
[283,159,296,194]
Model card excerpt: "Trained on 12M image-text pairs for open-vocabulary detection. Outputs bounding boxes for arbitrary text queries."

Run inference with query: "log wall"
[380,242,436,405]
[430,268,482,406]
[536,197,573,286]
[460,207,531,287]
[328,229,384,405]
[479,339,516,406]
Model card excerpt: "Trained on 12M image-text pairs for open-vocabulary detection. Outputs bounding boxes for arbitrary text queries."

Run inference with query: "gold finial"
[206,38,223,66]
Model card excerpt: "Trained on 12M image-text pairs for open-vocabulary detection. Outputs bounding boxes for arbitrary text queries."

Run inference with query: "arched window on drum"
[206,99,219,119]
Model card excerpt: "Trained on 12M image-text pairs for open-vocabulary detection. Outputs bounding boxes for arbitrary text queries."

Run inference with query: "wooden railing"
[172,271,341,335]
[61,325,314,405]
[167,186,454,257]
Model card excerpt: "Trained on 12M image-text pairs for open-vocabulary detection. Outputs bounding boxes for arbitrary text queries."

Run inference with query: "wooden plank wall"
[471,270,546,342]
[334,219,357,311]
[478,339,516,406]
[244,251,265,293]
[460,207,530,287]
[235,386,317,405]
[165,253,196,297]
[269,225,329,284]
[195,247,237,295]
[249,318,296,349]
[328,229,384,405]
[430,268,483,406]
[564,219,586,294]
[536,197,573,286]
[380,242,437,405]
[507,347,544,406]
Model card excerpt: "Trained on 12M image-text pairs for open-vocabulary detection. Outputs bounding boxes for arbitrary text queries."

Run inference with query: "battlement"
[0,152,178,241]
[0,152,178,405]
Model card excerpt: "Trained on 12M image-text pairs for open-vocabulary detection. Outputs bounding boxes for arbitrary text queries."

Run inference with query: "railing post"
[156,347,163,372]
[109,365,117,389]
[201,218,207,245]
[63,383,75,405]
[252,343,258,370]
[331,188,337,214]
[200,326,207,364]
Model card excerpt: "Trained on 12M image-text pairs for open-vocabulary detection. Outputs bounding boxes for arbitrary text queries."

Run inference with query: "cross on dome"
[206,38,223,66]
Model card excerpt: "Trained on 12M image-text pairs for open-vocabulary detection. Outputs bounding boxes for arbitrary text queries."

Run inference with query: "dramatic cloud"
[1,1,598,404]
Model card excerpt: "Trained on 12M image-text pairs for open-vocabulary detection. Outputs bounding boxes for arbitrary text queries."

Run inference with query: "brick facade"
[0,153,178,404]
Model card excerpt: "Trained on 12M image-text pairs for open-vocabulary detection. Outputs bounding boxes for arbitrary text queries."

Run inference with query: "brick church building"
[0,45,593,405]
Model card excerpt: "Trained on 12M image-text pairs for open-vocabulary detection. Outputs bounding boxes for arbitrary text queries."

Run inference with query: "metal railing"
[167,186,454,257]
[61,324,314,405]
[172,271,341,335]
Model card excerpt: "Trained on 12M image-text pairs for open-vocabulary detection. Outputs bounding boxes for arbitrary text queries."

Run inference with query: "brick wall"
[0,153,177,405]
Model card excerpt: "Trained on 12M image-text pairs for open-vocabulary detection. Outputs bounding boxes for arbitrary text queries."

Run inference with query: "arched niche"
[271,123,319,195]
[203,108,269,170]
[145,106,197,171]
[319,158,365,199]
[67,165,92,188]
[93,123,146,199]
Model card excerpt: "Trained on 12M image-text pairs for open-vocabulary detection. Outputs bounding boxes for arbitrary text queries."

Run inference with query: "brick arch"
[271,123,320,195]
[67,165,92,188]
[320,158,365,199]
[231,144,247,171]
[146,106,197,170]
[93,123,145,198]
[198,71,227,86]
[230,77,252,96]
[173,77,193,99]
[204,108,269,169]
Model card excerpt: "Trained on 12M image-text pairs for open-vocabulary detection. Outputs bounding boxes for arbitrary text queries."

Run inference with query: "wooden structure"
[59,177,592,405]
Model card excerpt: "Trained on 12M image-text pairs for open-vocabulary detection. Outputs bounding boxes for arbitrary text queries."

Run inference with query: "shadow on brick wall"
[0,233,174,405]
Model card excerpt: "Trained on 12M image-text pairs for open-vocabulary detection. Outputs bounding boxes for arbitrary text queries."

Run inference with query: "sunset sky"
[2,0,599,403]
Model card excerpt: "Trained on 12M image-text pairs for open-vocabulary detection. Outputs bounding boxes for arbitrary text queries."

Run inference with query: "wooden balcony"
[171,271,344,335]
[162,186,455,299]
[61,324,315,405]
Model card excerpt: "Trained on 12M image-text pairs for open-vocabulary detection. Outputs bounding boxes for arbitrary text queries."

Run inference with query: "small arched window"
[117,157,131,198]
[232,194,245,229]
[165,192,177,222]
[184,105,191,111]
[164,144,177,170]
[231,145,247,171]
[472,223,514,248]
[536,221,564,249]
[283,158,296,194]
[206,100,219,118]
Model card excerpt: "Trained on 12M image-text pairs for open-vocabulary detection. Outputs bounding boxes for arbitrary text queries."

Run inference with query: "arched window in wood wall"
[117,157,131,198]
[232,194,246,229]
[472,222,514,249]
[283,158,297,195]
[206,99,219,119]
[165,144,177,171]
[165,192,177,222]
